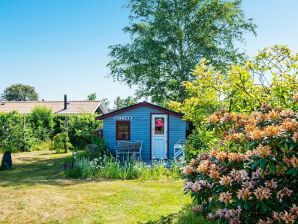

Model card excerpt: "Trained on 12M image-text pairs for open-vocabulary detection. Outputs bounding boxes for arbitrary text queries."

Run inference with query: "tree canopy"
[113,96,138,109]
[1,84,39,101]
[168,45,298,125]
[87,93,97,101]
[108,0,256,104]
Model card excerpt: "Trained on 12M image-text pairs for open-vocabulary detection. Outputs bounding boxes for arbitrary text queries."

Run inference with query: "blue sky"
[0,0,297,102]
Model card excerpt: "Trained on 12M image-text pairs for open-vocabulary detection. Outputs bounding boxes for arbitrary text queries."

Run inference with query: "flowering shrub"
[183,107,298,223]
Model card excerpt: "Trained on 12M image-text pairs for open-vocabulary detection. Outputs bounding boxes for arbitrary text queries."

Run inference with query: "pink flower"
[276,187,293,202]
[219,192,233,205]
[237,188,252,201]
[192,205,203,213]
[257,218,273,224]
[184,181,193,192]
[254,187,272,201]
[265,179,278,189]
[219,175,232,187]
[183,166,194,175]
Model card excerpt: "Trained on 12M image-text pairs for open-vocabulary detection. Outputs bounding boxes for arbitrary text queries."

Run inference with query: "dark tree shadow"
[139,205,212,224]
[0,152,126,187]
[0,155,83,187]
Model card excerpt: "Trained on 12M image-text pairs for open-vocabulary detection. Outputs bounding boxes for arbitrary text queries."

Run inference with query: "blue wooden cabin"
[96,102,187,161]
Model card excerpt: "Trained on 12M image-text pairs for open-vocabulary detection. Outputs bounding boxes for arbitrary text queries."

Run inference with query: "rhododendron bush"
[183,107,298,223]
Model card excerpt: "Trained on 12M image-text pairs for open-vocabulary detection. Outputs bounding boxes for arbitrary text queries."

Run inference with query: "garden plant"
[183,105,298,223]
[0,108,102,153]
[64,147,181,180]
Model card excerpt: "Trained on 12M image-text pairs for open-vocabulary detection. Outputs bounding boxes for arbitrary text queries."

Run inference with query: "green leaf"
[261,202,268,212]
[251,160,260,169]
[260,159,266,170]
[286,168,298,176]
[243,202,249,210]
[269,163,276,174]
[286,168,294,175]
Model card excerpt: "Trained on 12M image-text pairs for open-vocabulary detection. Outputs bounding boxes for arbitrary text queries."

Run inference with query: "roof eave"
[96,101,183,120]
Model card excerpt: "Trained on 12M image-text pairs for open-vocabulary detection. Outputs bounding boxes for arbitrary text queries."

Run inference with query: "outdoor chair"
[115,140,143,162]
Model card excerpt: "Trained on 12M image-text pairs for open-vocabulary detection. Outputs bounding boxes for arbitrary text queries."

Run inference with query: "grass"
[0,150,195,224]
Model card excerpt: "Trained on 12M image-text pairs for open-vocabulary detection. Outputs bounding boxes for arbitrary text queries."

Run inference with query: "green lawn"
[0,151,193,224]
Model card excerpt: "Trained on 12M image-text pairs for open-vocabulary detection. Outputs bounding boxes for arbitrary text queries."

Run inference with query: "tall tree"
[108,0,256,104]
[1,84,39,101]
[114,96,138,109]
[87,92,97,101]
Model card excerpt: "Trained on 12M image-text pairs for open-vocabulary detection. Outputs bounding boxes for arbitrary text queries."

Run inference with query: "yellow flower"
[245,123,256,132]
[281,119,298,132]
[248,129,265,140]
[268,111,280,120]
[254,145,272,158]
[210,149,218,157]
[208,113,220,123]
[264,125,280,137]
[256,113,269,122]
[228,152,244,162]
[225,133,245,142]
[215,151,228,161]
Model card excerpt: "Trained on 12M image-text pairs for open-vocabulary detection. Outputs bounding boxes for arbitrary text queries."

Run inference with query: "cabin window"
[116,121,130,140]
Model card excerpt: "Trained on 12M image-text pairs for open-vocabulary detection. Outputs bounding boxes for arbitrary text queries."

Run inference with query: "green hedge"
[0,107,102,152]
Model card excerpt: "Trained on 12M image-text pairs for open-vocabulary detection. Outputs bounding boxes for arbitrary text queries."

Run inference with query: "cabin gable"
[102,104,186,161]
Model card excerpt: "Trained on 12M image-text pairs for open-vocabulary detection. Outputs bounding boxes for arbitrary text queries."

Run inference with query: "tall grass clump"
[64,152,181,180]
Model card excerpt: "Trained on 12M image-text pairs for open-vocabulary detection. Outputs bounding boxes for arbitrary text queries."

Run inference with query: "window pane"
[155,118,164,134]
[116,121,130,140]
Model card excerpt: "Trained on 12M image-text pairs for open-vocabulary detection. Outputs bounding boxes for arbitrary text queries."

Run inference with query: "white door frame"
[150,113,169,160]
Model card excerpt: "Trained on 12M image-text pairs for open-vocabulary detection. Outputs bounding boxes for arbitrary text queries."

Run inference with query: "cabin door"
[151,114,168,159]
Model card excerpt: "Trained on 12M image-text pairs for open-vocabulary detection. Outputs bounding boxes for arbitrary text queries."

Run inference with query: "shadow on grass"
[140,206,213,224]
[0,154,83,187]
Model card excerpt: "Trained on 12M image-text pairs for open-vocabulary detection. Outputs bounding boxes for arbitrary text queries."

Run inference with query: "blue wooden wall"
[103,106,186,161]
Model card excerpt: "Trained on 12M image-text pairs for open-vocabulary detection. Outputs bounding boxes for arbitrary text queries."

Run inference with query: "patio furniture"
[115,141,143,161]
[173,140,186,165]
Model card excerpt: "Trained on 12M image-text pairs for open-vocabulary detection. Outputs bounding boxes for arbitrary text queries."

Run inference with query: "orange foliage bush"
[183,106,298,223]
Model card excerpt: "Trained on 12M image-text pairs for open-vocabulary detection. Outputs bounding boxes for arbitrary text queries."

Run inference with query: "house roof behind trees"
[0,101,108,115]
